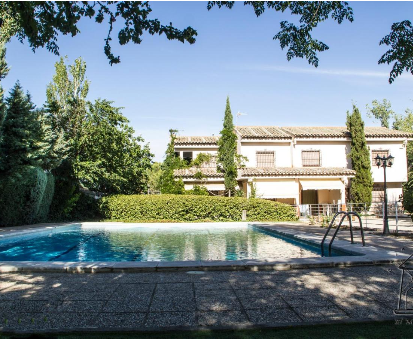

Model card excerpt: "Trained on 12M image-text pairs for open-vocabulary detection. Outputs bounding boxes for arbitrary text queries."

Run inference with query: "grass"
[1,321,413,339]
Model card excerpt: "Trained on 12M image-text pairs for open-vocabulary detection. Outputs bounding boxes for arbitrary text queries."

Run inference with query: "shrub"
[0,166,47,226]
[99,195,298,222]
[48,160,80,221]
[36,173,55,223]
[70,192,101,221]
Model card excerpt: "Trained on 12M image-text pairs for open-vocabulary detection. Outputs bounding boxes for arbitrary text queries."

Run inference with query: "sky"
[2,1,413,161]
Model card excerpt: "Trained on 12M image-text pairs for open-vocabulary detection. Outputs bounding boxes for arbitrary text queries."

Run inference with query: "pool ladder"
[321,211,365,257]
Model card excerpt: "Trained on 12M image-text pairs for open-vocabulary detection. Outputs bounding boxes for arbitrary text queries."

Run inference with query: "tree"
[346,105,374,208]
[146,162,163,194]
[0,43,9,141]
[2,2,412,83]
[366,99,395,129]
[391,109,413,216]
[46,56,89,159]
[0,2,197,65]
[160,129,185,194]
[46,57,153,195]
[73,99,153,194]
[217,96,238,196]
[0,82,42,172]
[379,20,413,84]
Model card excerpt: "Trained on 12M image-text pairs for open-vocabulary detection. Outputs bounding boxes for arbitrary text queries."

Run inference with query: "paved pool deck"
[0,265,404,334]
[0,221,412,333]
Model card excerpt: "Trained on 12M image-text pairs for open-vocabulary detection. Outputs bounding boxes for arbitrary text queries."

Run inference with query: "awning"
[300,179,343,191]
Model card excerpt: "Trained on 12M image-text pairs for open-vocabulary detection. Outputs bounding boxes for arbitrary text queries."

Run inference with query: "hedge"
[0,166,48,227]
[99,194,298,222]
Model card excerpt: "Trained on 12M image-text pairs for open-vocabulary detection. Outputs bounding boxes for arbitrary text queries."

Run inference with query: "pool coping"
[0,222,409,273]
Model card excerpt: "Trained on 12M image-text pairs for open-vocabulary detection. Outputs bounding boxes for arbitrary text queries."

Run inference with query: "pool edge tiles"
[0,222,410,273]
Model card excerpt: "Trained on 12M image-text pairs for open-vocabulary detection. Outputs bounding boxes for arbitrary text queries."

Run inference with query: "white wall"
[254,179,299,201]
[293,141,349,168]
[240,142,291,167]
[368,141,408,183]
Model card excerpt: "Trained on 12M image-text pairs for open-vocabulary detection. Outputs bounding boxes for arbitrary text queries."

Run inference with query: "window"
[302,150,321,167]
[183,151,193,163]
[372,149,389,164]
[256,151,275,167]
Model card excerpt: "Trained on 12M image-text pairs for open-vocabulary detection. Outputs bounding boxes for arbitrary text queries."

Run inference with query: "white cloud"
[245,65,413,80]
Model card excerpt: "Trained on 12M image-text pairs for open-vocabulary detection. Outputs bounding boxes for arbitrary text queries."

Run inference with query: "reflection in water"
[0,224,327,262]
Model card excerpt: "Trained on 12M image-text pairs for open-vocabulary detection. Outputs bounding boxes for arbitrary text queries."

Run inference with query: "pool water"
[0,223,354,262]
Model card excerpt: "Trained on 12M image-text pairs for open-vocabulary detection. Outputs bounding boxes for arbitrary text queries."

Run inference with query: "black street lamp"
[375,153,395,235]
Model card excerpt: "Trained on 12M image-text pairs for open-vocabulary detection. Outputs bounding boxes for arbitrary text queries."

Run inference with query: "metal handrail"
[321,211,365,257]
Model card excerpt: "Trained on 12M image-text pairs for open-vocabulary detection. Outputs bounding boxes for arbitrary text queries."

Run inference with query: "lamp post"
[375,153,395,235]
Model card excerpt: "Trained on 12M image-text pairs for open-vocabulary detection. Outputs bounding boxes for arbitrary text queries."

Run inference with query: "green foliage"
[393,109,413,214]
[346,105,373,208]
[217,97,238,196]
[0,166,48,227]
[402,177,413,217]
[249,179,257,199]
[379,20,413,84]
[2,2,412,82]
[47,57,152,195]
[366,99,395,129]
[185,185,209,196]
[36,173,55,222]
[74,99,152,194]
[393,109,413,168]
[48,160,80,221]
[0,82,43,172]
[146,162,163,193]
[99,195,298,222]
[46,56,89,159]
[208,2,354,68]
[0,43,9,142]
[160,129,185,194]
[69,192,101,221]
[0,2,197,65]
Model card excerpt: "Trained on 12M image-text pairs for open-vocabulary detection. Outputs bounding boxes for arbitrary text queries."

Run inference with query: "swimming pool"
[0,223,356,262]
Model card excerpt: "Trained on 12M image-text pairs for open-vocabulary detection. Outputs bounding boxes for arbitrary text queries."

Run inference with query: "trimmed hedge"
[0,166,48,226]
[99,194,298,222]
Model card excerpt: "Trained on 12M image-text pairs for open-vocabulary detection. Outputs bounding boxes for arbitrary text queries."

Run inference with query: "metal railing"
[320,211,365,257]
[296,201,407,234]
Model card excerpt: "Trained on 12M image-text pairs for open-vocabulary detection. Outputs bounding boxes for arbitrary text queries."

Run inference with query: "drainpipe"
[290,137,296,167]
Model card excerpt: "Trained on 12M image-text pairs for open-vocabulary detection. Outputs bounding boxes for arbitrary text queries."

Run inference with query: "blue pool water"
[0,223,355,262]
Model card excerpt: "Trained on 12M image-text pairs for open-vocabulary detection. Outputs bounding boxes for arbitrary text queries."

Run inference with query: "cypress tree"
[217,96,238,196]
[0,82,41,172]
[346,105,374,208]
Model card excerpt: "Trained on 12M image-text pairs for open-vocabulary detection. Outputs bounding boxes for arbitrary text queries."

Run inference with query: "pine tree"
[0,43,10,141]
[347,105,374,208]
[0,82,42,172]
[217,96,238,196]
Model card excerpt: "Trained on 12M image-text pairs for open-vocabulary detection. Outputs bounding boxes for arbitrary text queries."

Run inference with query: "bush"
[49,160,80,221]
[36,173,55,222]
[70,192,101,221]
[0,166,47,226]
[99,195,298,222]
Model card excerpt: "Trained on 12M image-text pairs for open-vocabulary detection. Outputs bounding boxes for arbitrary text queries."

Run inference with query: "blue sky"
[2,1,413,161]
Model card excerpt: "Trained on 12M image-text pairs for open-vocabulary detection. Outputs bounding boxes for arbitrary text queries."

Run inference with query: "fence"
[296,201,410,234]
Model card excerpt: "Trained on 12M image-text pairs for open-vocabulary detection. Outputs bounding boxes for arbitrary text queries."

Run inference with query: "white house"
[174,126,413,206]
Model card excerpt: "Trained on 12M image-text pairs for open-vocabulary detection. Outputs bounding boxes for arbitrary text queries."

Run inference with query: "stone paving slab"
[0,265,405,333]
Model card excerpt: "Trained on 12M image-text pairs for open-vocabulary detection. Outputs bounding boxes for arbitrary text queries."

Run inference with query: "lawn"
[1,321,412,339]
